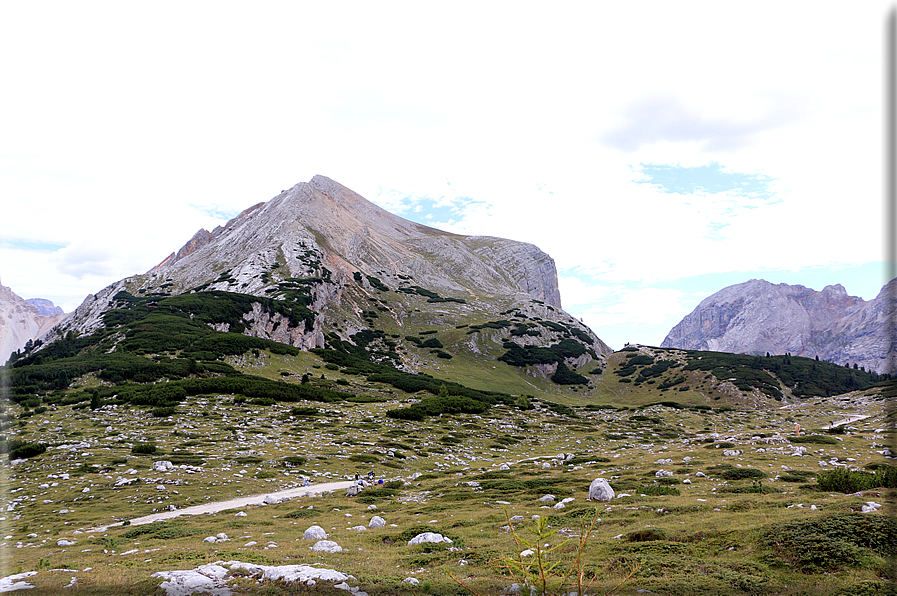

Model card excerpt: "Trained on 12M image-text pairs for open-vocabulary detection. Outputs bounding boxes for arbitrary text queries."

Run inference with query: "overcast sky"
[1,2,893,350]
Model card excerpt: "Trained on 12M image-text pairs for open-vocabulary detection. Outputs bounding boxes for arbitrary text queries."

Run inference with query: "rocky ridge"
[661,278,895,373]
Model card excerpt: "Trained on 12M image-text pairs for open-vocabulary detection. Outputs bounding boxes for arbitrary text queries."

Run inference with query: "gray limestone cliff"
[0,279,67,364]
[661,278,895,373]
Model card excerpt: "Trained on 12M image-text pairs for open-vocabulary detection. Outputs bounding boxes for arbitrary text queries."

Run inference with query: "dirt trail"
[85,480,354,533]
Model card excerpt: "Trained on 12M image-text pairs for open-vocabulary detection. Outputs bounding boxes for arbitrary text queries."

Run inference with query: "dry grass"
[1,373,894,594]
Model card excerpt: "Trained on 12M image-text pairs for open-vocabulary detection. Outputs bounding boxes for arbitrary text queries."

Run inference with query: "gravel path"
[826,414,871,429]
[85,480,354,533]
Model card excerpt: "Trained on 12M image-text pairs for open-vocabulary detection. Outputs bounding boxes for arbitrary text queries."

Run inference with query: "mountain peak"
[52,176,601,379]
[662,279,893,373]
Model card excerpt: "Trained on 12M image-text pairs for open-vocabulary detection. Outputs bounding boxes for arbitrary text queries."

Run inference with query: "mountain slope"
[661,279,895,373]
[0,279,66,365]
[38,175,610,388]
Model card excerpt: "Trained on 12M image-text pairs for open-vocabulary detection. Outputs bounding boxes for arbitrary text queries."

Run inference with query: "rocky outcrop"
[0,278,67,364]
[661,279,895,373]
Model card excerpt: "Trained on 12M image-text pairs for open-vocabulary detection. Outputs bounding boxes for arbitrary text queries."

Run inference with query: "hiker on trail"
[368,470,375,482]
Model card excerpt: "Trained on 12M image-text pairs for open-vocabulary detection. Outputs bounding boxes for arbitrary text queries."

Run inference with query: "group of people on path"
[355,470,382,488]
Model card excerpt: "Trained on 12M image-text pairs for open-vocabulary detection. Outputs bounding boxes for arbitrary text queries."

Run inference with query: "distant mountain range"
[0,279,66,364]
[6,176,893,381]
[661,278,895,374]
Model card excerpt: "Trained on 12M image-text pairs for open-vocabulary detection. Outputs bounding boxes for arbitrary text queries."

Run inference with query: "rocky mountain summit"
[45,175,610,380]
[0,279,66,364]
[661,278,895,373]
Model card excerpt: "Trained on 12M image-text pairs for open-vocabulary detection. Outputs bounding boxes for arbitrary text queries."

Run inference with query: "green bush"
[283,509,320,518]
[817,466,897,493]
[790,434,838,445]
[639,485,680,496]
[8,442,46,460]
[707,465,766,480]
[760,513,897,573]
[131,443,158,455]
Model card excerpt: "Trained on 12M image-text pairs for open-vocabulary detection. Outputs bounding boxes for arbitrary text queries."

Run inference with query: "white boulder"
[407,532,452,545]
[310,540,342,553]
[302,525,328,540]
[369,516,386,528]
[588,478,614,502]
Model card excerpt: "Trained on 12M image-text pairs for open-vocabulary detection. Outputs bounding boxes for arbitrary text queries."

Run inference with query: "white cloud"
[0,1,890,342]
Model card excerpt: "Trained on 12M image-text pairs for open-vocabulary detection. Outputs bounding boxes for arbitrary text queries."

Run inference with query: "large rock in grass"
[588,478,614,501]
[311,540,342,553]
[407,532,452,545]
[302,525,328,540]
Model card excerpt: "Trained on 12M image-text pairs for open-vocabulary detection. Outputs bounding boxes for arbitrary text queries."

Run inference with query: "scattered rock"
[152,564,230,596]
[152,461,174,472]
[369,516,386,528]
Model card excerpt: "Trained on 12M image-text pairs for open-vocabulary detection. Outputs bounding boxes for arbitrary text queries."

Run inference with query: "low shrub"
[283,509,320,518]
[791,434,838,445]
[639,485,680,496]
[626,528,667,542]
[706,465,766,480]
[704,442,736,449]
[349,454,378,463]
[151,406,176,417]
[817,466,897,493]
[759,513,897,573]
[131,443,158,454]
[7,442,46,460]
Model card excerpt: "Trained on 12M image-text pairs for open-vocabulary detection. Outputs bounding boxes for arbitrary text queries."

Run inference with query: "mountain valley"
[0,176,895,595]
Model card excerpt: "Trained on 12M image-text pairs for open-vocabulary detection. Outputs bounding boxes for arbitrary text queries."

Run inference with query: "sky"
[1,2,894,351]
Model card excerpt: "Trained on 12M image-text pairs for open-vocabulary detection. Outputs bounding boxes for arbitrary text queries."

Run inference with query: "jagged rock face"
[661,279,895,373]
[26,298,64,317]
[0,279,67,364]
[148,176,562,305]
[49,175,609,368]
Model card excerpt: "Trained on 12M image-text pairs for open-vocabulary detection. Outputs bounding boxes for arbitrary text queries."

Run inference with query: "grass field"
[1,348,895,595]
